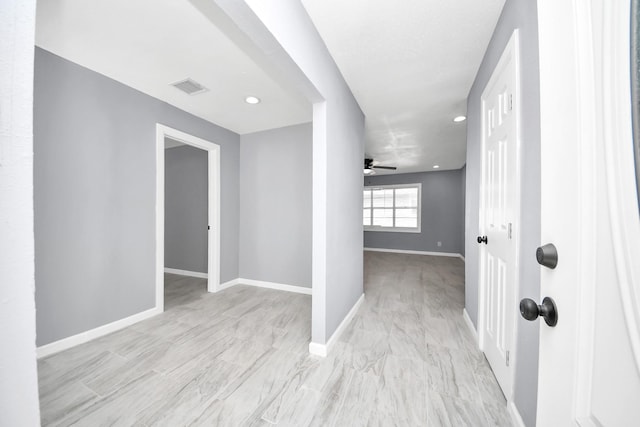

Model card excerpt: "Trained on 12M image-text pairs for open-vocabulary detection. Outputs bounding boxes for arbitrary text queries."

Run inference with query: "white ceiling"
[36,0,505,174]
[35,0,311,135]
[302,0,505,173]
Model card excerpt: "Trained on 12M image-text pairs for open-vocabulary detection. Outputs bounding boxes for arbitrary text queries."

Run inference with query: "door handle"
[536,243,558,269]
[477,235,488,244]
[519,297,558,327]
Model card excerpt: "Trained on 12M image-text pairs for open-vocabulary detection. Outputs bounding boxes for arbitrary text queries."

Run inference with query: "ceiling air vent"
[170,78,208,95]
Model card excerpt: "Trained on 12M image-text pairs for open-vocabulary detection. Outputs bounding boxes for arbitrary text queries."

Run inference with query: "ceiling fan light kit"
[364,158,397,175]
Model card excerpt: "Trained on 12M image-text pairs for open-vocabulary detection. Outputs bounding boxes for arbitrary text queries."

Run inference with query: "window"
[363,183,421,232]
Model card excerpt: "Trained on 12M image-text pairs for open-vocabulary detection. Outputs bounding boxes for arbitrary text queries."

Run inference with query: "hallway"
[38,253,509,426]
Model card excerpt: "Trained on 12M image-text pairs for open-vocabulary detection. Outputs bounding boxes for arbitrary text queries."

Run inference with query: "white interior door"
[479,30,520,399]
[536,0,640,424]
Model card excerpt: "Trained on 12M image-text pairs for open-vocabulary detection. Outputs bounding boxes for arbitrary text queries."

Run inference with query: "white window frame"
[363,183,422,233]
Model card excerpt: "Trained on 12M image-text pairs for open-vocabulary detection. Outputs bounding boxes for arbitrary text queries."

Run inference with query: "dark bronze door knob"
[536,243,558,269]
[520,297,558,327]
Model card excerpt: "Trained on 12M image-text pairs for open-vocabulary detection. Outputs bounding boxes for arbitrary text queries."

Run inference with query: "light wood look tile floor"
[38,252,511,426]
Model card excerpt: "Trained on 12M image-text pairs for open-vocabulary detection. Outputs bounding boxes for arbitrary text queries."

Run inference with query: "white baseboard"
[308,342,327,357]
[462,308,478,346]
[309,293,365,357]
[364,247,464,260]
[37,277,308,358]
[37,306,162,359]
[239,278,312,295]
[508,400,526,427]
[217,277,312,295]
[164,268,208,279]
[218,278,241,291]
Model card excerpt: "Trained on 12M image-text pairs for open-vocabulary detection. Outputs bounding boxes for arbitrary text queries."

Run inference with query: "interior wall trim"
[38,278,310,358]
[508,400,526,427]
[219,278,312,295]
[309,293,365,357]
[164,268,208,279]
[36,306,161,359]
[219,278,241,291]
[364,247,464,260]
[462,308,478,346]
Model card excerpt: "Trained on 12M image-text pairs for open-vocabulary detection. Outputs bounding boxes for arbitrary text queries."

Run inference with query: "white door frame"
[477,30,522,401]
[155,123,221,311]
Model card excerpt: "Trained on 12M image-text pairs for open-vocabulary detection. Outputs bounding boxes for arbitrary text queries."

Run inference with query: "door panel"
[479,30,521,398]
[536,0,640,424]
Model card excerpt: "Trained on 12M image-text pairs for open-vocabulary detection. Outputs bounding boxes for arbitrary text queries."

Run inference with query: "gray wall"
[0,0,41,422]
[364,169,465,255]
[34,47,240,346]
[465,0,541,425]
[239,123,312,287]
[460,165,466,257]
[238,0,366,345]
[165,144,208,273]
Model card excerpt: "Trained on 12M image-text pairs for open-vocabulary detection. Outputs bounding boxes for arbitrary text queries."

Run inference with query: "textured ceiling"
[302,0,505,173]
[36,0,311,135]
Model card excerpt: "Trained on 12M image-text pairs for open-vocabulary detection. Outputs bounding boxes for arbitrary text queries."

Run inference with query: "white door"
[536,0,640,424]
[479,30,520,399]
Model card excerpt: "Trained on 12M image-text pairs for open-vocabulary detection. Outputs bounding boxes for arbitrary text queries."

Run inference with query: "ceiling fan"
[364,158,397,175]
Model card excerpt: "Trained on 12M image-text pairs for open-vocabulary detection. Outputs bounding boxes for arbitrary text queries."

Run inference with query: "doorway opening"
[155,124,221,312]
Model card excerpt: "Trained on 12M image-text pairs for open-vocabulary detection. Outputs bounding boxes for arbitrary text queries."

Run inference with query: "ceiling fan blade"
[373,165,397,170]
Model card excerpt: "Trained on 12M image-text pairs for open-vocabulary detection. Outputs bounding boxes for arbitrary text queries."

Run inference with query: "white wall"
[0,0,42,423]
[240,123,312,287]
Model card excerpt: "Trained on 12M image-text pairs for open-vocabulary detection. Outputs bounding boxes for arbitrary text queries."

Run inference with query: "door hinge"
[508,223,513,240]
[208,225,210,230]
[506,350,510,367]
[509,94,513,111]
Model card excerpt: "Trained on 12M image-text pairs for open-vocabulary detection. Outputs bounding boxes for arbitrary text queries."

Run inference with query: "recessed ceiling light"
[433,165,440,169]
[245,96,261,104]
[453,115,466,122]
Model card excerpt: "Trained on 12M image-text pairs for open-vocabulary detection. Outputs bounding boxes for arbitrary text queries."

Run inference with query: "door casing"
[155,124,221,311]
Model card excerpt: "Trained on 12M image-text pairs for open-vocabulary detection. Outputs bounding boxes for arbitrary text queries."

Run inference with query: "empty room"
[2,1,640,426]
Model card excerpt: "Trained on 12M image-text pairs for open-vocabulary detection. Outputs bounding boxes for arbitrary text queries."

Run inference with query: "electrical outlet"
[437,241,442,247]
